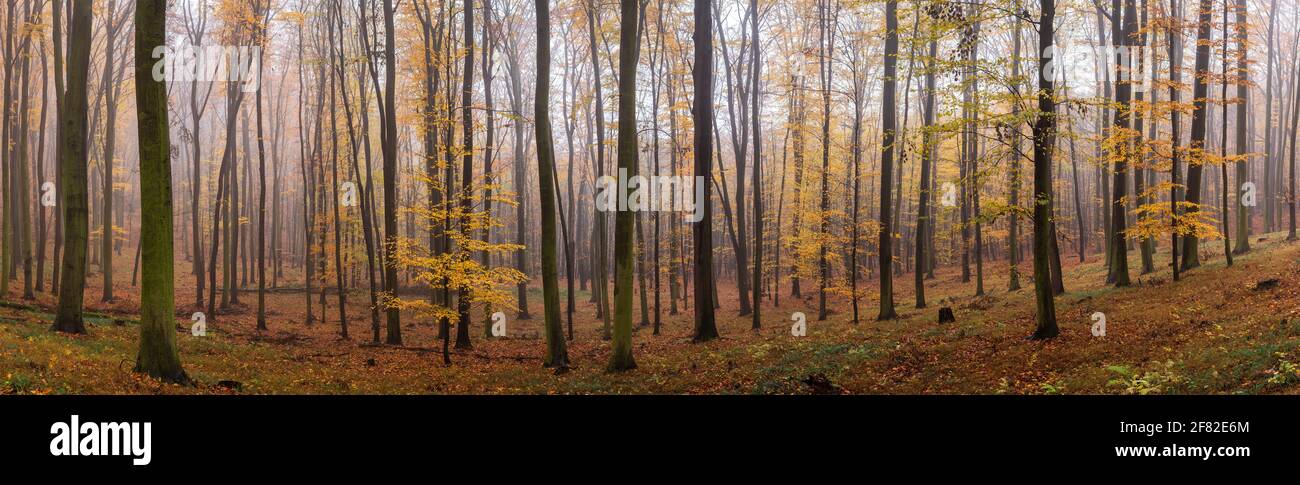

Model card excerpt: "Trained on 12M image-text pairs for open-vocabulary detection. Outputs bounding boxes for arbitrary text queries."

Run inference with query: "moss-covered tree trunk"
[133,0,188,383]
[609,0,639,371]
[52,0,94,334]
[536,0,569,370]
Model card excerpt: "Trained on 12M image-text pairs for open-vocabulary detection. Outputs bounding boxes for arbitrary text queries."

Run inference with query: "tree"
[750,0,762,330]
[99,0,126,303]
[1108,0,1136,288]
[51,0,94,334]
[536,0,569,370]
[133,0,189,383]
[692,0,718,343]
[1030,0,1059,340]
[915,21,936,309]
[877,0,898,321]
[1284,25,1294,240]
[815,0,836,321]
[1230,0,1249,255]
[381,0,402,344]
[1166,0,1184,280]
[456,0,476,351]
[609,0,639,371]
[1180,0,1213,267]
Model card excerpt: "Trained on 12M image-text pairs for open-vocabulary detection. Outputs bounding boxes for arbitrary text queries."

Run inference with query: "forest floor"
[4,232,1300,395]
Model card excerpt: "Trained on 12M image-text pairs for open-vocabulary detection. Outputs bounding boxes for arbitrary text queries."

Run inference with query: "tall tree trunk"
[100,0,121,302]
[1182,0,1213,266]
[915,32,936,309]
[750,0,762,329]
[609,0,639,371]
[586,1,611,338]
[1231,0,1249,254]
[816,0,836,321]
[1108,0,1135,287]
[1030,0,1060,339]
[877,0,898,321]
[536,0,569,369]
[1168,0,1184,280]
[255,2,270,331]
[327,0,348,338]
[1003,8,1024,287]
[381,0,402,344]
[134,0,189,383]
[692,0,718,343]
[52,0,94,334]
[455,0,476,351]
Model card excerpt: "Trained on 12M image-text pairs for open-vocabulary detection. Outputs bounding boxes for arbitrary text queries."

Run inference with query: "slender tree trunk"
[1231,0,1249,254]
[692,0,718,343]
[536,0,568,369]
[381,0,402,344]
[1030,0,1060,339]
[1182,0,1214,266]
[455,0,476,351]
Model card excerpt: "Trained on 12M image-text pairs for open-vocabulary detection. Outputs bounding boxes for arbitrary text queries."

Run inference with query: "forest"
[1,0,1299,395]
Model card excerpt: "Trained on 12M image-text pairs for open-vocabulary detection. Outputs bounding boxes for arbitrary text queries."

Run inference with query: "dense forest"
[1,0,1299,395]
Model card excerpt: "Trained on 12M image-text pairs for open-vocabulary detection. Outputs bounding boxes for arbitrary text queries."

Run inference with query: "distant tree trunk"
[35,34,49,293]
[1218,5,1233,266]
[482,0,497,337]
[586,1,611,338]
[52,0,93,334]
[511,6,533,322]
[344,1,384,343]
[1030,0,1060,340]
[692,0,718,343]
[255,2,270,331]
[816,0,836,321]
[750,0,763,329]
[650,4,665,334]
[50,0,66,294]
[1284,34,1294,240]
[1168,0,1183,279]
[327,0,348,339]
[1007,7,1023,291]
[100,0,122,303]
[295,21,314,326]
[536,0,569,369]
[15,0,33,301]
[667,65,682,316]
[563,34,579,340]
[1262,0,1277,233]
[1231,0,1250,254]
[133,0,189,384]
[915,32,936,309]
